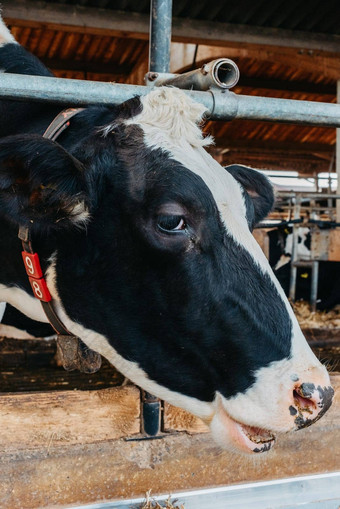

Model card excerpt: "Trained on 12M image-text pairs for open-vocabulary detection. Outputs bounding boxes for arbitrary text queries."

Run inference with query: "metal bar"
[293,261,313,267]
[310,260,319,312]
[277,193,340,199]
[289,196,302,301]
[2,73,340,126]
[66,472,340,509]
[278,206,337,211]
[141,390,161,436]
[217,92,340,125]
[149,0,172,73]
[147,59,240,90]
[146,0,172,432]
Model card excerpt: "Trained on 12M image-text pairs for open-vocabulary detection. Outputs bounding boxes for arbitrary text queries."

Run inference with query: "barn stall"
[0,0,339,507]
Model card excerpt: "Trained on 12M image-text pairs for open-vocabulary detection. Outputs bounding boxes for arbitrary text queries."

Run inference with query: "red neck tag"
[22,252,43,278]
[22,251,52,302]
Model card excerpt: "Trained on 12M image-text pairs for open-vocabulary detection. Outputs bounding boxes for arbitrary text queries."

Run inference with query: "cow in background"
[268,226,340,310]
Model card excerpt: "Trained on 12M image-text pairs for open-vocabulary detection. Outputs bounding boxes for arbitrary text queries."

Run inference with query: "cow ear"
[0,134,89,231]
[225,164,274,225]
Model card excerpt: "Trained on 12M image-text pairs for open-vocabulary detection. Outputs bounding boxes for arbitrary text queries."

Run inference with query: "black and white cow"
[269,226,340,310]
[0,16,334,454]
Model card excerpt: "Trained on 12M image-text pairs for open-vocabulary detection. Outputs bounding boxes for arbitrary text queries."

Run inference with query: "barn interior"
[0,1,339,508]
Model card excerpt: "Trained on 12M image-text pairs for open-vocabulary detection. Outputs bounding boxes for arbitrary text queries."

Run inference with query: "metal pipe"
[310,260,319,312]
[277,193,340,200]
[147,1,172,427]
[141,391,161,436]
[147,59,240,90]
[149,0,172,73]
[289,197,302,302]
[277,206,336,211]
[2,73,340,126]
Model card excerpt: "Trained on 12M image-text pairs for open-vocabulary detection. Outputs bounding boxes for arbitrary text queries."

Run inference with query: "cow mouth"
[236,422,276,453]
[212,399,276,454]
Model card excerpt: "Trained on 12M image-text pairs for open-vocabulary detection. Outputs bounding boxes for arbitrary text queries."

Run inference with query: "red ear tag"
[28,276,52,302]
[22,252,43,278]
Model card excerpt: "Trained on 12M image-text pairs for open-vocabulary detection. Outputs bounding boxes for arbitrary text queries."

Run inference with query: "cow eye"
[157,215,186,233]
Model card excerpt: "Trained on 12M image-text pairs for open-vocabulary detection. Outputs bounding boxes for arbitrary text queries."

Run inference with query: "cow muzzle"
[210,369,334,454]
[291,382,334,430]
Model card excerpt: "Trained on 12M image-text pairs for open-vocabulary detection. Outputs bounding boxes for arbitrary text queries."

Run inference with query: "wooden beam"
[210,138,334,155]
[237,77,335,96]
[171,42,340,81]
[3,0,340,54]
[0,375,338,507]
[0,386,140,452]
[210,140,334,173]
[219,152,331,174]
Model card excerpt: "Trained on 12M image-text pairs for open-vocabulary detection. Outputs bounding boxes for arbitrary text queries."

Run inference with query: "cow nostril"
[291,383,334,429]
[293,389,316,414]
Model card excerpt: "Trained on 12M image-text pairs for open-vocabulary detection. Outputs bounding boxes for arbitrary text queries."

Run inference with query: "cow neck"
[18,108,102,374]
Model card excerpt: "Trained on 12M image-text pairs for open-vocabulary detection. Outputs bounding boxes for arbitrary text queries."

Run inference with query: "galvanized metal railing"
[1,72,340,126]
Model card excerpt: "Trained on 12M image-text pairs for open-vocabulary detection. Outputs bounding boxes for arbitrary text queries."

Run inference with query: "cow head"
[0,88,333,454]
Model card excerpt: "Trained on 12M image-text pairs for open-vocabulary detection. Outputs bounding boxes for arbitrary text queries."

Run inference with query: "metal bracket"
[141,390,162,436]
[145,58,240,91]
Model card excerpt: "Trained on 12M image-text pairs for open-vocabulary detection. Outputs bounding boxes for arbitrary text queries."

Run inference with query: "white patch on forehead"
[125,87,213,148]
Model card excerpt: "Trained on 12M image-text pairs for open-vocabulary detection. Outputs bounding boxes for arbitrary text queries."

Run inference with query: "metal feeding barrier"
[66,472,340,509]
[2,71,340,125]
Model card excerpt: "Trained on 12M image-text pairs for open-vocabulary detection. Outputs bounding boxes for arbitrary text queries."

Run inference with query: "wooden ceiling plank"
[211,137,334,154]
[3,0,340,53]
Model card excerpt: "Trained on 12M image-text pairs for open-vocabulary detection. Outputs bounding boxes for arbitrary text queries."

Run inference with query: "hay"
[293,301,340,329]
[139,491,185,509]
